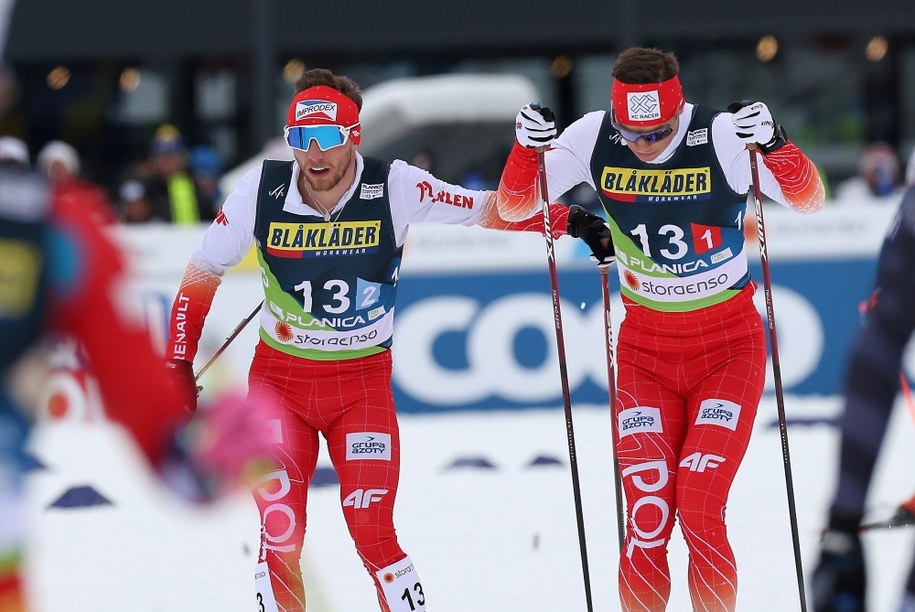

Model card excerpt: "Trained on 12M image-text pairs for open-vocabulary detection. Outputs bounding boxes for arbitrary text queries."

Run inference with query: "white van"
[220,73,539,194]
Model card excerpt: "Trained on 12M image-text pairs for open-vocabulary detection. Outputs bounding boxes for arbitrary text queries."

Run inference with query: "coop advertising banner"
[39,203,904,420]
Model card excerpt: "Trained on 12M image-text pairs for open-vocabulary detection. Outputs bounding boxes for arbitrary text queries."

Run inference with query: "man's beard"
[306,149,353,193]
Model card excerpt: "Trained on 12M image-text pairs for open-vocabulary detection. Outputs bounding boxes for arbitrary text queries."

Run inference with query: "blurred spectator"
[459,170,487,190]
[36,140,116,224]
[834,141,903,203]
[0,134,27,168]
[189,144,224,212]
[142,124,217,224]
[36,140,78,182]
[117,178,158,224]
[411,149,435,172]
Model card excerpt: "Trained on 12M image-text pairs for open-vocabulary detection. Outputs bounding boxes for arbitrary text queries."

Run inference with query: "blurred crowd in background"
[2,0,914,227]
[0,123,223,225]
[2,124,914,228]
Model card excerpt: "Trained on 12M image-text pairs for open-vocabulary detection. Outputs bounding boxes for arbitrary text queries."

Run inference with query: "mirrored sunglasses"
[611,118,675,144]
[284,124,357,152]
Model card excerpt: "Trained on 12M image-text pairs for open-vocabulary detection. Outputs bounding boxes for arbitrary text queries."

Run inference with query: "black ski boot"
[811,513,866,612]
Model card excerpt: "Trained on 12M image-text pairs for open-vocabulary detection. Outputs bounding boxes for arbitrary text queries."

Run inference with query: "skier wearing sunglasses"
[503,47,826,611]
[164,67,568,611]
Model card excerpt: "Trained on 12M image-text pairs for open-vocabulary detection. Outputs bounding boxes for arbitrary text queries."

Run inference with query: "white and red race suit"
[499,102,824,611]
[166,152,557,611]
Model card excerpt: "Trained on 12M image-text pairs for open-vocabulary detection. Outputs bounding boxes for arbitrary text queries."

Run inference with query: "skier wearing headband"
[502,47,825,610]
[164,67,567,611]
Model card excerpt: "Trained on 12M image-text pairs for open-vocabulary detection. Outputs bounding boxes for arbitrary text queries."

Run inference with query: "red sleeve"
[487,202,569,239]
[166,263,220,363]
[493,141,542,221]
[50,195,187,465]
[500,141,539,194]
[479,142,567,232]
[761,142,825,213]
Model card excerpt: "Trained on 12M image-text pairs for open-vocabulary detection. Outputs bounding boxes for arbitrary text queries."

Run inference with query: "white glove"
[728,100,787,152]
[515,103,557,148]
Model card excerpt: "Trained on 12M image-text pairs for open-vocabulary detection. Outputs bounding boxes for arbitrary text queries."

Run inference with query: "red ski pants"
[614,286,767,612]
[248,341,408,611]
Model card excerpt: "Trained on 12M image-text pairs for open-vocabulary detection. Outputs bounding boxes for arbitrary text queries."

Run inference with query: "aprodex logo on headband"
[611,75,685,127]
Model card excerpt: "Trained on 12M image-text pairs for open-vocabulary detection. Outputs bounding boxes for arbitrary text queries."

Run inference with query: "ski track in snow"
[23,395,915,611]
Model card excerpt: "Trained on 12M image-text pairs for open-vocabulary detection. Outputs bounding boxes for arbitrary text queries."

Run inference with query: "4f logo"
[343,488,388,509]
[679,452,725,473]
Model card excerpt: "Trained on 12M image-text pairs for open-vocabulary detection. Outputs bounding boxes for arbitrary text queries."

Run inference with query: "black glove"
[727,100,788,154]
[810,513,866,612]
[165,358,200,412]
[567,205,614,265]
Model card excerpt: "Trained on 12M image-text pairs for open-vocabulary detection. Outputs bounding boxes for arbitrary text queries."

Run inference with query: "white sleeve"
[387,160,487,246]
[189,165,260,275]
[713,113,788,205]
[543,111,603,200]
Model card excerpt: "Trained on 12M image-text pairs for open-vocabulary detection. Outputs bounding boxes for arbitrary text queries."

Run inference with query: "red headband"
[286,85,362,144]
[611,75,685,127]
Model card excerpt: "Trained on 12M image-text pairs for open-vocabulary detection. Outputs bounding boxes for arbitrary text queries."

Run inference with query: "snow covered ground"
[23,395,915,612]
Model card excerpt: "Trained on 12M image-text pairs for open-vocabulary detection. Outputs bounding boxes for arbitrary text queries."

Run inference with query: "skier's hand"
[515,103,557,149]
[157,390,278,503]
[567,205,615,265]
[727,100,788,153]
[165,358,199,412]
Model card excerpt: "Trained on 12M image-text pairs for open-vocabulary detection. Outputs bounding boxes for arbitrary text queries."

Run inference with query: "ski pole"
[748,146,807,611]
[599,264,626,552]
[536,144,594,612]
[858,494,915,532]
[195,299,264,382]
